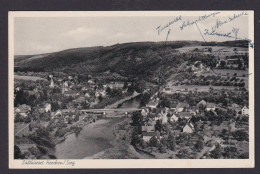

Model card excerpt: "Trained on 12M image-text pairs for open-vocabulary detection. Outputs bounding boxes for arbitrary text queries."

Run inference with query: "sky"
[14,13,249,55]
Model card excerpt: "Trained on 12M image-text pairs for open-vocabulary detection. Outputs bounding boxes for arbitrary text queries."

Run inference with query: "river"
[54,94,142,159]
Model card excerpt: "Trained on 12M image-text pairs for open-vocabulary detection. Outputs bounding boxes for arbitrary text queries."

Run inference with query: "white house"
[170,114,178,122]
[241,106,249,116]
[45,103,51,113]
[205,103,216,111]
[54,109,63,117]
[146,100,158,109]
[85,93,90,97]
[142,125,155,133]
[141,108,149,117]
[142,132,155,142]
[179,112,193,119]
[49,79,55,88]
[182,122,195,133]
[161,114,168,124]
[176,102,189,113]
[197,100,207,107]
[88,79,94,84]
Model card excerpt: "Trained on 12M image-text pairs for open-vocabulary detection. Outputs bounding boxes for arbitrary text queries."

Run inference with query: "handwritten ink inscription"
[155,11,253,79]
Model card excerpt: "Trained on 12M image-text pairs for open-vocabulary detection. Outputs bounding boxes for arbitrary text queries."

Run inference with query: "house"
[54,109,63,117]
[188,106,199,115]
[228,122,236,132]
[169,103,178,111]
[241,106,249,116]
[64,81,69,87]
[19,113,28,118]
[169,113,178,122]
[88,79,94,84]
[63,90,77,97]
[182,122,195,133]
[81,87,88,91]
[142,132,156,142]
[178,112,193,119]
[161,114,168,124]
[146,100,158,109]
[64,115,71,124]
[85,93,90,97]
[176,102,189,112]
[49,79,55,88]
[38,108,45,114]
[205,103,216,111]
[45,103,51,113]
[197,100,207,107]
[15,104,31,114]
[141,125,155,133]
[68,76,73,80]
[141,108,149,117]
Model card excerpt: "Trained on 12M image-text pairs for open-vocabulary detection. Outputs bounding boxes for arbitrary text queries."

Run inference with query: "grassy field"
[200,69,249,89]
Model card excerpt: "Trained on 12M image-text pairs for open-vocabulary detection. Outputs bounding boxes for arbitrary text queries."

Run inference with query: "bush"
[149,136,160,147]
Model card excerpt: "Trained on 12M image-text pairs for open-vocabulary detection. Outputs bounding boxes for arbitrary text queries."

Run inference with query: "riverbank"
[84,117,154,159]
[105,92,141,109]
[54,92,141,145]
[54,118,125,159]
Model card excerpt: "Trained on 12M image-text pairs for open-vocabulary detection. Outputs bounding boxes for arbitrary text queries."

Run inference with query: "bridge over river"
[80,108,142,114]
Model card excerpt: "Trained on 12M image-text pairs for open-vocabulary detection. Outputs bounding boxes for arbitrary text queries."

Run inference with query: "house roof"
[142,132,155,137]
[142,125,155,132]
[147,100,158,106]
[183,122,194,130]
[177,102,189,108]
[17,104,31,113]
[242,106,248,110]
[169,103,178,108]
[179,112,193,118]
[189,106,198,112]
[197,100,207,106]
[64,90,77,95]
[206,103,215,108]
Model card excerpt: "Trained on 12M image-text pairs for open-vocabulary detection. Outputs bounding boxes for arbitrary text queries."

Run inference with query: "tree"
[127,83,135,93]
[194,140,204,151]
[210,144,222,159]
[14,89,28,106]
[167,133,176,151]
[158,97,171,108]
[155,120,163,132]
[149,136,160,147]
[106,87,111,95]
[132,111,143,126]
[14,145,23,159]
[135,80,146,93]
[220,60,226,68]
[98,95,103,103]
[140,93,151,107]
[51,101,60,111]
[123,82,128,89]
[223,146,238,158]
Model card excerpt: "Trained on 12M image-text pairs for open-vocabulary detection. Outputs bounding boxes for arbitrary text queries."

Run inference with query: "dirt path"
[15,124,29,136]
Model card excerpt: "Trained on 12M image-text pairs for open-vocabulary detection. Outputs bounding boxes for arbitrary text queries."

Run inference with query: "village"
[129,46,249,159]
[13,45,250,159]
[14,71,146,159]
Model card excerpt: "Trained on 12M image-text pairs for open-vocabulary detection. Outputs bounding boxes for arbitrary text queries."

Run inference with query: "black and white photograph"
[8,11,254,168]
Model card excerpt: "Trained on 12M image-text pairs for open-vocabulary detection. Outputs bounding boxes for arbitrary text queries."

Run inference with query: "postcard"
[8,11,254,168]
